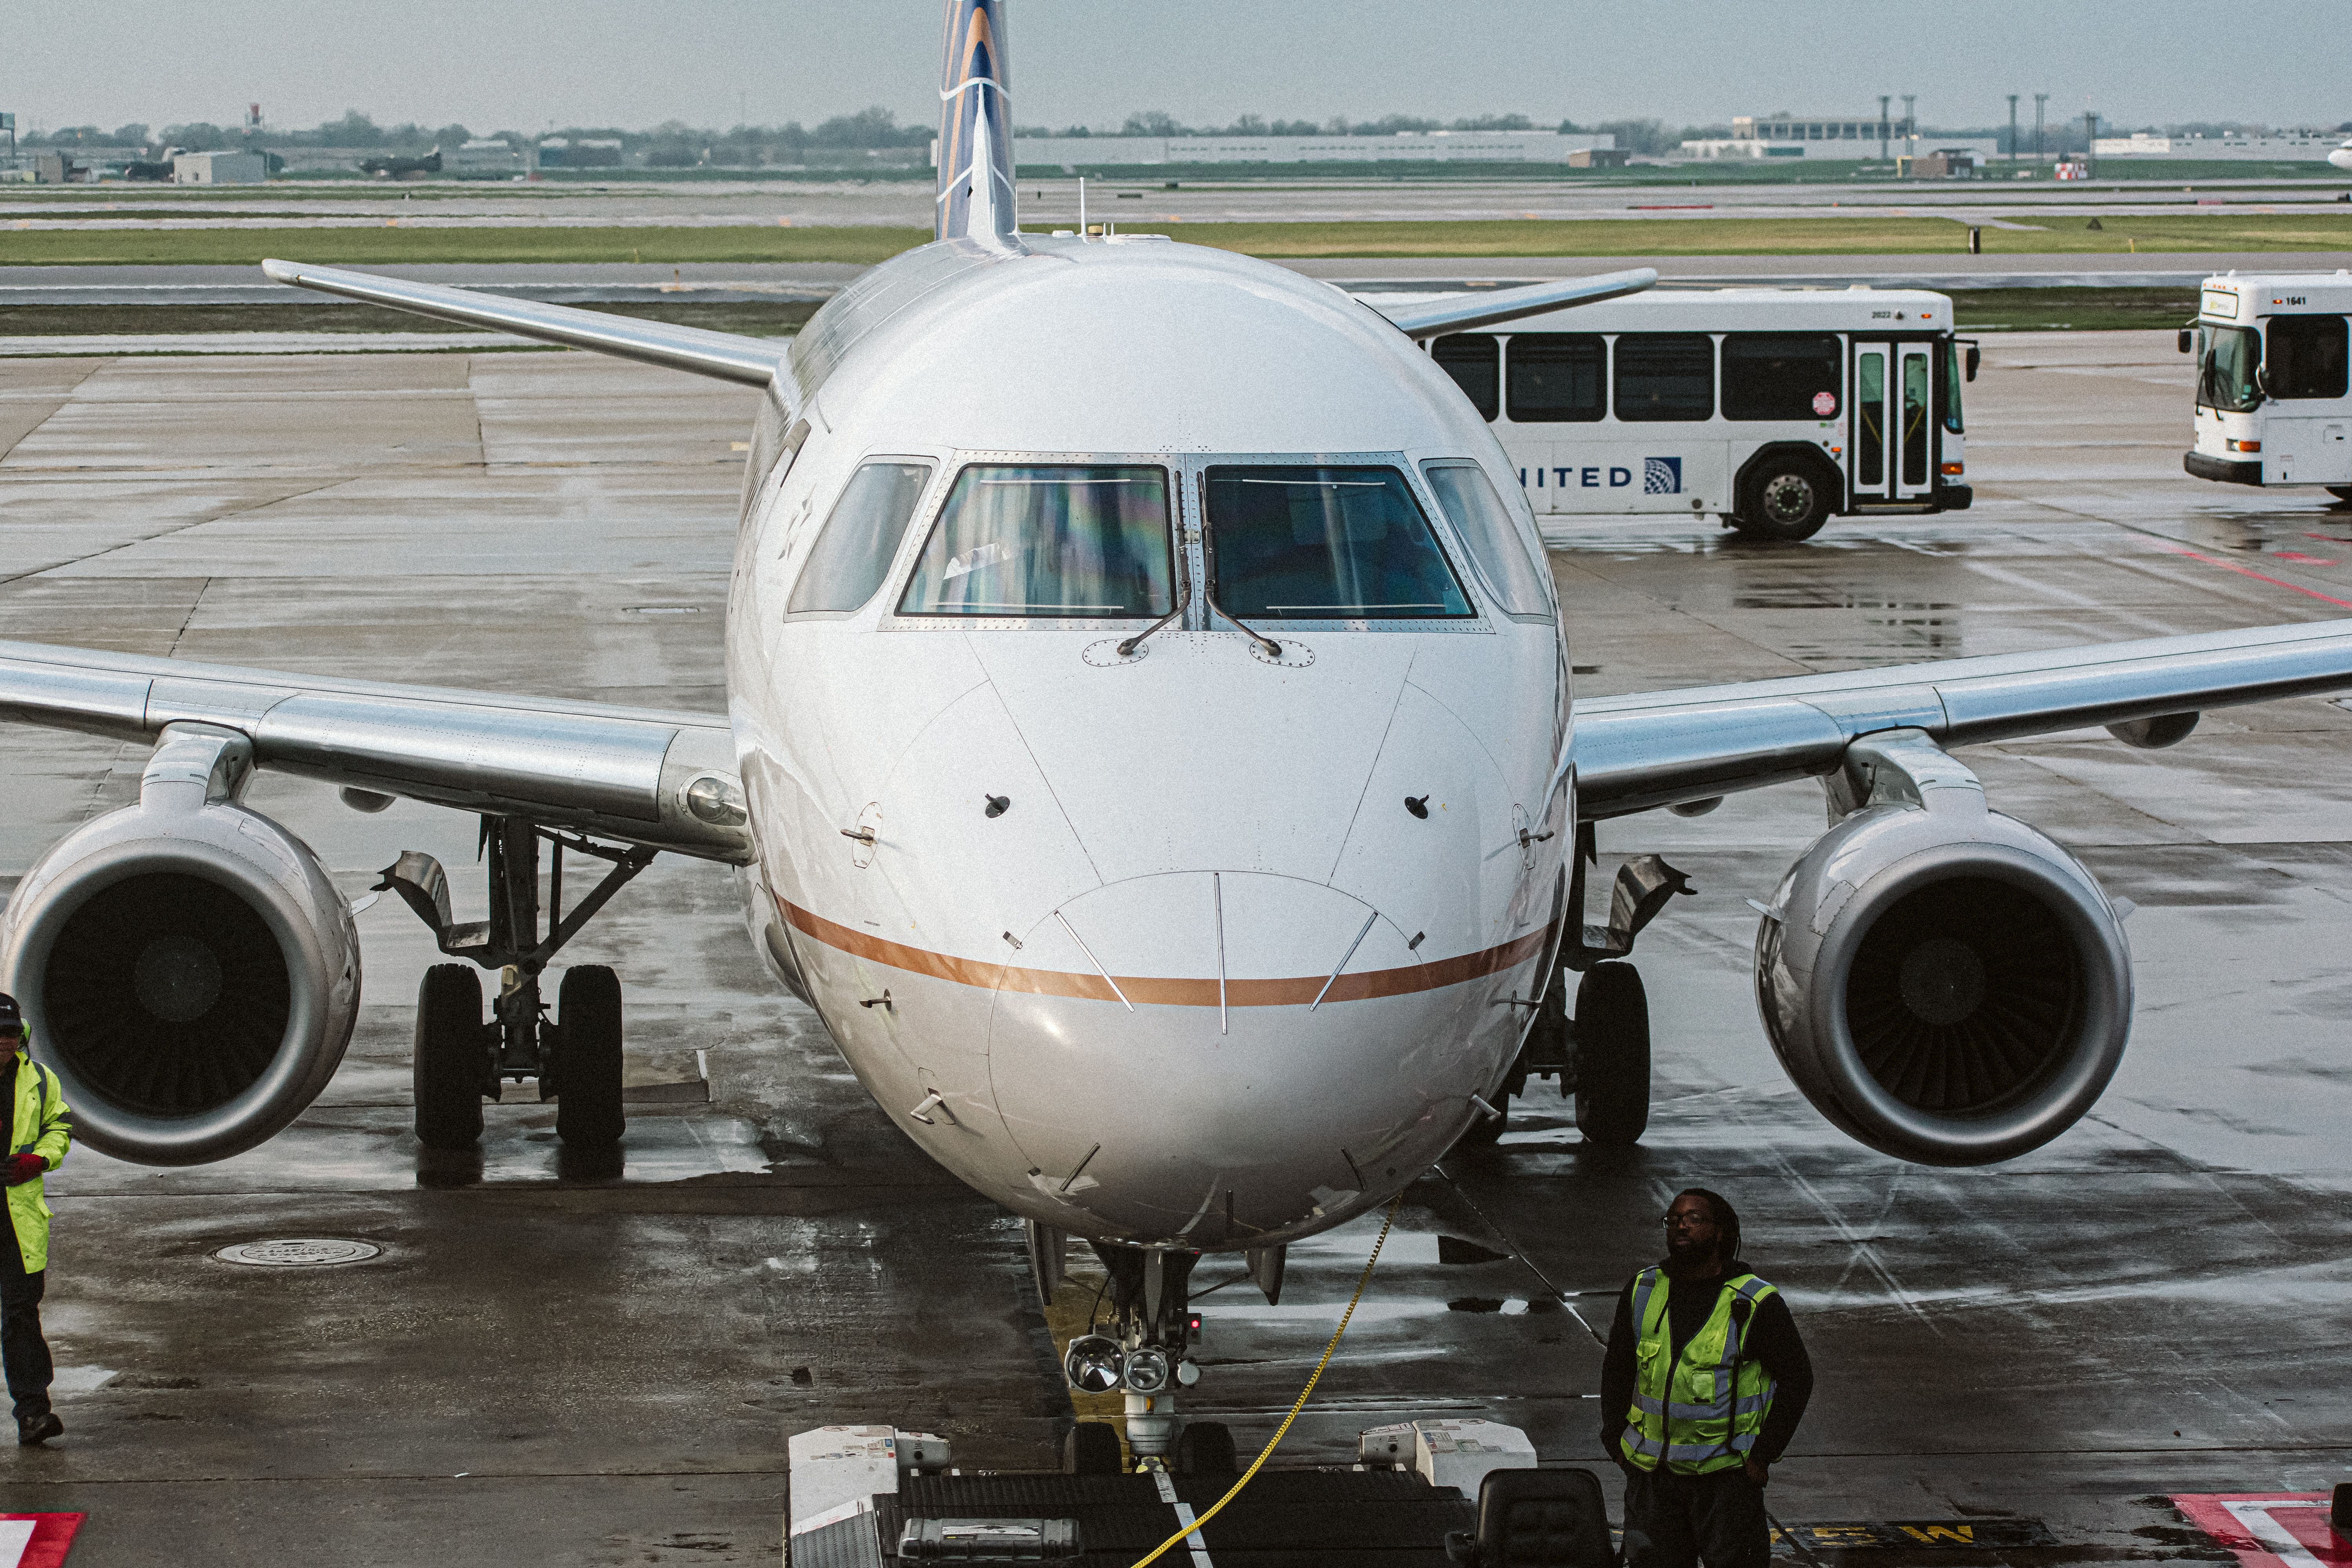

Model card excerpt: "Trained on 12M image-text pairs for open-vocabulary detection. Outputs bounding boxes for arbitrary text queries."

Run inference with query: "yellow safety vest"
[7,1042,73,1273]
[1618,1266,1779,1474]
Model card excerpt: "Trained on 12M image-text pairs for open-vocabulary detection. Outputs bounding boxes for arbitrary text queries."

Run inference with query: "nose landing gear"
[1044,1234,1253,1472]
[379,816,655,1155]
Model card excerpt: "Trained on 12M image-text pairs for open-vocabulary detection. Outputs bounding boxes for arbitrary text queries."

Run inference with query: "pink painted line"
[2272,550,2337,565]
[2157,543,2352,610]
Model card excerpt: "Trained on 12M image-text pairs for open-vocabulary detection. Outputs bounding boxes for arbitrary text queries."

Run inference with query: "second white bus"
[1408,285,1978,541]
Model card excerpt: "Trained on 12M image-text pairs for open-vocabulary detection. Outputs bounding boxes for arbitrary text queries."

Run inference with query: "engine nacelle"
[1754,733,2132,1166]
[0,726,360,1165]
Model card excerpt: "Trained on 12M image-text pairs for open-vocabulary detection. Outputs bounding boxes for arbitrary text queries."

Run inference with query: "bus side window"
[1506,334,1607,422]
[1614,333,1714,422]
[1721,333,1841,421]
[1432,335,1501,421]
[2267,315,2350,400]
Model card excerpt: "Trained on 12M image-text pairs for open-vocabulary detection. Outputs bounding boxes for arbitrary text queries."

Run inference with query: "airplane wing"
[260,260,785,388]
[0,638,751,862]
[1572,617,2352,819]
[1374,268,1659,339]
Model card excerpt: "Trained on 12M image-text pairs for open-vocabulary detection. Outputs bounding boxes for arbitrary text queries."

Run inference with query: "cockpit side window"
[1202,465,1474,620]
[788,460,934,617]
[898,465,1174,618]
[1420,460,1554,621]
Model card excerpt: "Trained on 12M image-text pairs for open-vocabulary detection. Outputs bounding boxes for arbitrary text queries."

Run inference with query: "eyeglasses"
[1662,1212,1717,1229]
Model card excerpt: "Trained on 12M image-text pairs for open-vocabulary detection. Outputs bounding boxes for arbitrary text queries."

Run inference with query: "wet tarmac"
[0,333,2348,1564]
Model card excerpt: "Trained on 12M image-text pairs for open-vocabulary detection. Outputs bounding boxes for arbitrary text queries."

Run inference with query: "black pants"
[1622,1465,1770,1568]
[0,1225,52,1421]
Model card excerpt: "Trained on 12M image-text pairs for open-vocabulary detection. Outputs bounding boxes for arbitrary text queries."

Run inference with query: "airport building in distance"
[999,129,1619,168]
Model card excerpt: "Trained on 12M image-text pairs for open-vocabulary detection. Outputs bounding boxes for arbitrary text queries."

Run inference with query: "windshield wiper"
[1198,527,1281,659]
[1206,584,1281,659]
[1115,577,1190,658]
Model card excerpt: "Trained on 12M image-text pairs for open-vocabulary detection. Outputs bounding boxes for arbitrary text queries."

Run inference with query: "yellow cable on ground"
[1126,1193,1404,1568]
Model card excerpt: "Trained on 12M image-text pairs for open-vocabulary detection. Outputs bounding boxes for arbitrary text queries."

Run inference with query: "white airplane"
[2330,138,2352,172]
[7,0,2352,1454]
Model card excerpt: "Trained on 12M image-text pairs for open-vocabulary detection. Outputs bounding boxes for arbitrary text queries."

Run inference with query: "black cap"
[0,994,19,1039]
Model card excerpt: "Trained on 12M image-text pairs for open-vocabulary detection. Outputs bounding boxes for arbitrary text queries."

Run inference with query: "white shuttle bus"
[1412,286,1977,541]
[2181,271,2352,501]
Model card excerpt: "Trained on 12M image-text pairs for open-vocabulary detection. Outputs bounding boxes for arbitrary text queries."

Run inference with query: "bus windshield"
[2199,326,2262,412]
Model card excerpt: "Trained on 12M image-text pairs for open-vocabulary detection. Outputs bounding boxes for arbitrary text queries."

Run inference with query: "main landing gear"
[1468,824,1691,1149]
[378,817,655,1155]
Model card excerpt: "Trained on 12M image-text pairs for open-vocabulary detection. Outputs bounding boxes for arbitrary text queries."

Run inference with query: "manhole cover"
[214,1239,380,1268]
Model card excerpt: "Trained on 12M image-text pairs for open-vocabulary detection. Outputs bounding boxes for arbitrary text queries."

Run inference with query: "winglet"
[935,0,1021,249]
[1378,268,1659,340]
[261,259,784,388]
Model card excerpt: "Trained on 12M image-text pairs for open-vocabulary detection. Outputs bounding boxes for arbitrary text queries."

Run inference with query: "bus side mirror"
[1964,345,1980,381]
[2176,328,2194,353]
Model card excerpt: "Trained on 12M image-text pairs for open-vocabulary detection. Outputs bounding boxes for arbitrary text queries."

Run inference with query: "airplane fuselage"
[723,236,1572,1250]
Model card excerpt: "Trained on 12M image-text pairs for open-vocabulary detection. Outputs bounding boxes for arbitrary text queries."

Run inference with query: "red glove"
[3,1154,44,1186]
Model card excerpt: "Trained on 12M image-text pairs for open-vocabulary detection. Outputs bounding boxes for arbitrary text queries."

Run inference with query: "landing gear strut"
[379,817,654,1152]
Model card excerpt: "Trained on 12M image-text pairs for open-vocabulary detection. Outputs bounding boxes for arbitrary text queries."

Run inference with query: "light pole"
[2033,93,2048,164]
[1902,94,1917,158]
[1878,94,1891,165]
[2084,110,2098,178]
[2007,94,2019,171]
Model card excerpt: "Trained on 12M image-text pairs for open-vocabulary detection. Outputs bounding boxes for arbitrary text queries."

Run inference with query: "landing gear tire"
[1178,1420,1238,1475]
[1573,961,1651,1147]
[1064,1420,1123,1475]
[1731,459,1834,542]
[414,964,488,1151]
[554,965,625,1148]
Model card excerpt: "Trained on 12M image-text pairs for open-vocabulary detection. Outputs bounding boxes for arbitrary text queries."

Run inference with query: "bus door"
[1849,341,1936,503]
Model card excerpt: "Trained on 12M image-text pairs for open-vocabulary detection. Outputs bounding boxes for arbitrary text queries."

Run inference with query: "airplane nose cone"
[987,871,1515,1245]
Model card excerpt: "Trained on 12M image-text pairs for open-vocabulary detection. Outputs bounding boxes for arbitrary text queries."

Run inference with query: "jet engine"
[1753,730,2132,1166]
[0,725,360,1165]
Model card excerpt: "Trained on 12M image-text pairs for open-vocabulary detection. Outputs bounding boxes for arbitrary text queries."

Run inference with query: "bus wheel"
[1733,459,1833,541]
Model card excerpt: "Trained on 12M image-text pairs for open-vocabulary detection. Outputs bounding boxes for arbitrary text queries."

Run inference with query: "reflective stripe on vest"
[1618,1267,1780,1474]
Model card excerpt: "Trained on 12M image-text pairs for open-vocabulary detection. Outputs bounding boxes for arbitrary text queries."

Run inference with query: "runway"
[0,251,2336,312]
[4,172,2345,230]
[0,333,2347,1563]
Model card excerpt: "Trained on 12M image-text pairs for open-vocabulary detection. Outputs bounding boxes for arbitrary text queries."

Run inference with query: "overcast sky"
[6,0,2345,137]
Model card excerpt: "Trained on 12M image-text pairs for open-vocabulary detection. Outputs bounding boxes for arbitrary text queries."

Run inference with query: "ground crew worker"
[2,994,71,1446]
[1602,1187,1812,1568]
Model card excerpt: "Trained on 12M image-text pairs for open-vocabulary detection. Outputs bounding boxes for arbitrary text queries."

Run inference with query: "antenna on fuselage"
[935,0,1021,250]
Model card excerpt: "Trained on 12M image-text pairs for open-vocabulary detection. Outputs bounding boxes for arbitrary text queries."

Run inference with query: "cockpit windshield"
[898,465,1174,618]
[1202,465,1473,620]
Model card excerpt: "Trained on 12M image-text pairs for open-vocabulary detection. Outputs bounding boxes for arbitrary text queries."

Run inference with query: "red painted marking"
[2157,544,2352,610]
[2273,551,2338,565]
[2173,1495,2349,1568]
[1630,204,1713,210]
[2305,534,2352,544]
[0,1515,85,1568]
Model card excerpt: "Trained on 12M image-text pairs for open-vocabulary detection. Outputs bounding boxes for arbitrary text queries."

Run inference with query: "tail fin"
[935,0,1019,248]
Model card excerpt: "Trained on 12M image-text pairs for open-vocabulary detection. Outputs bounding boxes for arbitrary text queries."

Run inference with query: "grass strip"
[1949,287,2205,332]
